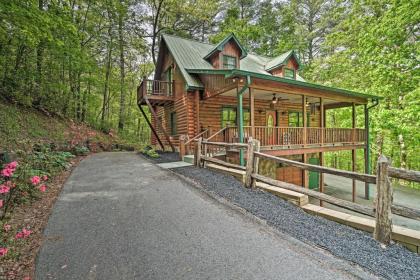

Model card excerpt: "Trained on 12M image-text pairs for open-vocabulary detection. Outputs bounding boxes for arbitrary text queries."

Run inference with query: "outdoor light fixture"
[272,94,277,104]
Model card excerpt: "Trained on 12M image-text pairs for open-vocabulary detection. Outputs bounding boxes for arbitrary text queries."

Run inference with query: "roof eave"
[186,68,382,101]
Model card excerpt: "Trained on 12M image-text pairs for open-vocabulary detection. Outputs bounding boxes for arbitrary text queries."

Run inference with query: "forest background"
[0,0,418,183]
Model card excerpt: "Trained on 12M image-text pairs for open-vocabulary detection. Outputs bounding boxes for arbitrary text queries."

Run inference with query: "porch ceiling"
[220,88,340,105]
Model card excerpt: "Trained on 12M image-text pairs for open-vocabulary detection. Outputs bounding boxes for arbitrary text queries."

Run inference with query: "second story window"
[223,55,237,69]
[284,68,295,79]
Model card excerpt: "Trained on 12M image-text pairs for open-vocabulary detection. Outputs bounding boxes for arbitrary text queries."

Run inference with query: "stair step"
[183,155,194,164]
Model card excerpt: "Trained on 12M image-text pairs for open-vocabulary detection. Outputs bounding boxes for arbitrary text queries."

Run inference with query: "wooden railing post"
[195,137,202,167]
[250,140,261,189]
[179,135,186,160]
[203,142,208,168]
[245,137,254,188]
[374,155,393,244]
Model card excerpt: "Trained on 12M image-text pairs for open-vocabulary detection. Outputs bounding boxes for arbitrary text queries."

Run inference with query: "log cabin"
[137,33,381,196]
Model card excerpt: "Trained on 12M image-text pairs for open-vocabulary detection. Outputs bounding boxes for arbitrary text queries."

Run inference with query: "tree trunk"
[118,7,126,131]
[101,25,113,126]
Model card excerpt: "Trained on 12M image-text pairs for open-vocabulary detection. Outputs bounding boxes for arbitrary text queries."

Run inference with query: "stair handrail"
[206,127,227,141]
[185,129,209,145]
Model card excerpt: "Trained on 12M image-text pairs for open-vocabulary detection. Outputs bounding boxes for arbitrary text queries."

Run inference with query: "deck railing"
[137,79,174,102]
[222,126,365,147]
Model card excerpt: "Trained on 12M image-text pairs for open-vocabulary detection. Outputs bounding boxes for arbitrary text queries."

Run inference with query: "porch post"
[237,86,245,166]
[249,87,255,138]
[302,95,307,145]
[302,95,308,188]
[195,90,200,136]
[320,98,324,145]
[352,103,356,202]
[364,104,370,199]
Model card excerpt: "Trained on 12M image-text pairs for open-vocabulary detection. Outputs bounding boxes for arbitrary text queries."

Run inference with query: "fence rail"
[195,137,420,245]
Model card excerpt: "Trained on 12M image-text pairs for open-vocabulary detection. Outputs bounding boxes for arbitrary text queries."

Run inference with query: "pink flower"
[0,200,3,208]
[31,176,41,186]
[23,277,31,280]
[15,228,32,239]
[3,224,11,232]
[0,185,10,194]
[38,185,47,192]
[6,161,17,170]
[42,175,48,181]
[1,168,13,177]
[0,247,8,257]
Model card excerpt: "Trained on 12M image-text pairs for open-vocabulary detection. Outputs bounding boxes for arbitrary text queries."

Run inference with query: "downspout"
[364,98,379,199]
[237,75,251,166]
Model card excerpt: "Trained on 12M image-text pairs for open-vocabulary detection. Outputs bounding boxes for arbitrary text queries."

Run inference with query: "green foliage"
[142,146,159,158]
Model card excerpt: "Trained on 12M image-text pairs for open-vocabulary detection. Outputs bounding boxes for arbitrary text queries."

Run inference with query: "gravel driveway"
[171,165,420,280]
[36,152,377,280]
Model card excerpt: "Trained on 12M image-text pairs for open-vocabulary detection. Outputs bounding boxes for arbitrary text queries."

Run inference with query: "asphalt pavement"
[35,152,375,280]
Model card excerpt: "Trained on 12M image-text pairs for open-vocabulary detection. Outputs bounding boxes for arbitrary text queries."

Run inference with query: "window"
[288,112,310,127]
[284,68,295,79]
[222,107,236,127]
[165,67,173,94]
[223,55,237,69]
[170,112,177,135]
[222,107,250,127]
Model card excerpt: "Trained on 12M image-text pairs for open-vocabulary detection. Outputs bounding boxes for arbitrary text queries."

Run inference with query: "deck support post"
[374,155,393,244]
[319,151,324,206]
[320,97,324,145]
[364,104,370,199]
[302,95,308,188]
[237,86,245,166]
[352,103,356,202]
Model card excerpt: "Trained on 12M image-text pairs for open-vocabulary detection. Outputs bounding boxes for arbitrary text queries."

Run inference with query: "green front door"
[308,157,319,189]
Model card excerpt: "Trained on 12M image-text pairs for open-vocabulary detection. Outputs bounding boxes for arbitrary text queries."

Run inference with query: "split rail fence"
[193,137,420,244]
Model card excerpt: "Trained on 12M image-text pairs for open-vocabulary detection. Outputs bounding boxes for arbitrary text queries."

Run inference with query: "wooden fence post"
[374,155,393,244]
[195,137,202,167]
[250,140,260,189]
[179,135,186,160]
[203,142,208,168]
[245,137,254,188]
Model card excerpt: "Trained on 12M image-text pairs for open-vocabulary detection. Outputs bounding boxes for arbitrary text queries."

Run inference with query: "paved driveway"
[36,152,374,279]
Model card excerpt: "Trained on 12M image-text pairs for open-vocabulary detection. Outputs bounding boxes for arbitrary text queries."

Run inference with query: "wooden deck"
[137,79,174,106]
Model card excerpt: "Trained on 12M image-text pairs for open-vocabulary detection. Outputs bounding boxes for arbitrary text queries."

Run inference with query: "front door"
[308,157,320,189]
[266,110,277,145]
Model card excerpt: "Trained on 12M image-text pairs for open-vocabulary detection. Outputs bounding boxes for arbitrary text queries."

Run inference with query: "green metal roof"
[159,34,380,101]
[186,69,382,101]
[203,33,248,60]
[264,50,302,71]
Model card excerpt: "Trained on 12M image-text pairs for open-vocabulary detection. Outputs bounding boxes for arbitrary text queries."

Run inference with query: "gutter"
[364,98,380,199]
[237,75,251,166]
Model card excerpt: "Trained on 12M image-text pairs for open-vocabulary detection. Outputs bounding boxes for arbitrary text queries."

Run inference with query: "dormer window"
[223,55,237,69]
[284,68,296,79]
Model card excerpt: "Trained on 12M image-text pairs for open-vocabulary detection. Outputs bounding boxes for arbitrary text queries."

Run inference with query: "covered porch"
[198,73,372,156]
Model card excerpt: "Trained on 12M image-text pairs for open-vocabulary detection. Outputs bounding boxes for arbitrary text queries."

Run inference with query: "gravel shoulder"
[149,157,420,280]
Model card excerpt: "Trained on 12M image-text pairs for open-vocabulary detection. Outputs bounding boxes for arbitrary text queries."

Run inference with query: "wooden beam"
[144,96,175,152]
[320,97,324,144]
[202,141,248,148]
[201,156,246,171]
[252,173,375,217]
[388,167,420,183]
[324,102,353,110]
[254,151,377,183]
[261,144,366,156]
[138,105,165,151]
